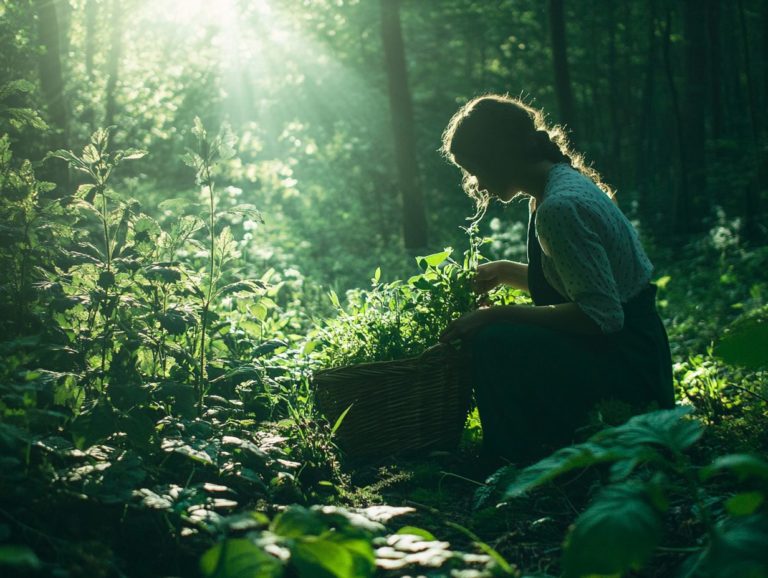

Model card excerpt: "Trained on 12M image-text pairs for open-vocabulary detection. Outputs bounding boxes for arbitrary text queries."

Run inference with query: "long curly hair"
[441,94,613,221]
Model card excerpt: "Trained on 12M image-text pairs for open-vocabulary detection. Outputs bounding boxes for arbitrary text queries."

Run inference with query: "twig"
[727,383,768,405]
[438,470,487,488]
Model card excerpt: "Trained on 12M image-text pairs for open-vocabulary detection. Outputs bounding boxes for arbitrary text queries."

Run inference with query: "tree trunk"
[83,0,99,131]
[763,3,768,127]
[548,0,576,135]
[681,0,709,233]
[661,3,687,237]
[636,0,658,218]
[104,0,123,129]
[380,0,427,250]
[33,0,69,193]
[607,1,621,188]
[708,0,723,140]
[736,0,763,243]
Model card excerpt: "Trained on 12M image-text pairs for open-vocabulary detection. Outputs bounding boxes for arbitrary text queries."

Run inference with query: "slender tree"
[708,0,723,140]
[83,0,99,131]
[736,0,763,243]
[104,0,123,129]
[636,0,659,216]
[607,1,622,187]
[681,0,709,233]
[380,0,428,249]
[548,0,576,136]
[32,0,69,192]
[660,2,687,237]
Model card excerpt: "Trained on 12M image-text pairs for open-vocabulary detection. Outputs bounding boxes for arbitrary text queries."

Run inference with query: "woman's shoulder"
[541,166,612,216]
[544,164,602,200]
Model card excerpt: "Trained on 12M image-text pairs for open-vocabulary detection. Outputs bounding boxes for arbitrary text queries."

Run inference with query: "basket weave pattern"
[313,343,472,458]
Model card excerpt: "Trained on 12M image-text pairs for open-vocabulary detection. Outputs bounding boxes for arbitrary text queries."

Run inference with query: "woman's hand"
[474,260,529,294]
[439,309,490,343]
[474,261,505,294]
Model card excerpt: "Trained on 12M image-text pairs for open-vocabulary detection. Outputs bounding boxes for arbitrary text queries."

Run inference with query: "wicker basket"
[313,343,472,459]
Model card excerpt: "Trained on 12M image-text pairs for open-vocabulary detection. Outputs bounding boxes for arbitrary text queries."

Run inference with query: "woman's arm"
[476,260,529,293]
[439,302,602,343]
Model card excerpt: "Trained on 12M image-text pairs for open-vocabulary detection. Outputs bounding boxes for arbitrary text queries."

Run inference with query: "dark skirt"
[470,285,674,463]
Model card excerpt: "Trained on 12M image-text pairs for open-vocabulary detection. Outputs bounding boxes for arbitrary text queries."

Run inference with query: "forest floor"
[336,404,768,578]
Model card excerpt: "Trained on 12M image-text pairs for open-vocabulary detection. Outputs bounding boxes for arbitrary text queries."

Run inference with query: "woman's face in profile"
[476,173,519,204]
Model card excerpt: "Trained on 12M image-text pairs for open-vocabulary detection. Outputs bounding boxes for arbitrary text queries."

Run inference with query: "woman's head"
[441,94,601,218]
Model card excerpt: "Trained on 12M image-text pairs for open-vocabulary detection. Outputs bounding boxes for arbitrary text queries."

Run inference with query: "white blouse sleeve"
[535,197,624,333]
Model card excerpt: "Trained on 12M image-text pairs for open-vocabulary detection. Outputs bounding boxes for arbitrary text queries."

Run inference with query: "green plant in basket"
[316,225,529,369]
[316,244,472,368]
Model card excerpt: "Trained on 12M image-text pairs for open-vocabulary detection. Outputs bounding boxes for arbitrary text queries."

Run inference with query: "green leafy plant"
[486,407,768,578]
[714,305,768,371]
[201,505,381,578]
[316,229,527,368]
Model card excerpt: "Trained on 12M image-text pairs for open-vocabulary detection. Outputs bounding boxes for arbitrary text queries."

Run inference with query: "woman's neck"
[525,160,556,203]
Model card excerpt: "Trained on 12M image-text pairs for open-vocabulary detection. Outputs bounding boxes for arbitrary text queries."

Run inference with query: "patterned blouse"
[533,163,653,333]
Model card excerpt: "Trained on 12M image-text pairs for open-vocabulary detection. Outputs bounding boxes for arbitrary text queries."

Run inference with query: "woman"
[439,94,675,464]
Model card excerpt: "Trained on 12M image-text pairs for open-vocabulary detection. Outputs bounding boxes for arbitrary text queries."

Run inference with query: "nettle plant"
[316,228,529,368]
[45,120,270,416]
[478,407,768,578]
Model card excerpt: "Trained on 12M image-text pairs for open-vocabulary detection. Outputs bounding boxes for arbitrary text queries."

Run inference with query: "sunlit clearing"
[159,0,240,26]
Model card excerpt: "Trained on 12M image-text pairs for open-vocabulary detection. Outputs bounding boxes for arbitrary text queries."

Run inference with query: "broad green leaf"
[159,310,193,335]
[701,454,768,482]
[292,536,372,578]
[395,526,437,541]
[217,124,238,161]
[271,507,328,538]
[313,506,385,536]
[714,315,768,370]
[47,149,81,165]
[121,148,147,161]
[725,492,765,517]
[226,204,263,221]
[253,340,287,357]
[563,482,663,578]
[76,183,96,198]
[594,407,702,454]
[182,150,202,169]
[216,280,266,298]
[82,144,99,164]
[161,438,217,466]
[159,197,196,213]
[302,340,319,355]
[144,265,182,284]
[417,248,452,268]
[0,545,41,570]
[504,443,619,499]
[411,277,434,291]
[200,538,283,578]
[70,400,116,448]
[680,514,768,578]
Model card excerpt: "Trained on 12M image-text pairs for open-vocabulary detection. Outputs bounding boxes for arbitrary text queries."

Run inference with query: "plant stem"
[100,184,111,271]
[197,162,216,414]
[677,454,717,540]
[99,183,111,394]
